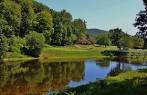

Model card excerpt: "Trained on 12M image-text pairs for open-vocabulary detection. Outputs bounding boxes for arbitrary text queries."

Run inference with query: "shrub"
[25,31,45,57]
[8,35,26,53]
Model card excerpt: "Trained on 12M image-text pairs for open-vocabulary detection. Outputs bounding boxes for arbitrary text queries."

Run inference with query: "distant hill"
[87,29,108,37]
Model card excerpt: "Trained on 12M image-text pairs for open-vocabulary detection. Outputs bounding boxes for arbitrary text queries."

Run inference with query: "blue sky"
[37,0,144,35]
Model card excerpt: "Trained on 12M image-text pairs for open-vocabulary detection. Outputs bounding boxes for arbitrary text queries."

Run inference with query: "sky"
[37,0,144,35]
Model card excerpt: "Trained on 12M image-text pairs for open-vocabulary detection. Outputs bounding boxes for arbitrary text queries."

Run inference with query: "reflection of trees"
[109,57,145,76]
[109,63,125,76]
[0,60,84,95]
[113,57,145,64]
[0,64,10,87]
[109,62,132,76]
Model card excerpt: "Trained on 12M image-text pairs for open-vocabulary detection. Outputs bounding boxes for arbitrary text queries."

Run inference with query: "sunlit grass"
[3,52,36,62]
[40,45,117,60]
[107,71,147,82]
[60,69,147,95]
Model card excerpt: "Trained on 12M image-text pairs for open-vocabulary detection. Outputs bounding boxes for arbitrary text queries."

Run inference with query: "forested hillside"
[0,0,89,58]
[87,29,107,37]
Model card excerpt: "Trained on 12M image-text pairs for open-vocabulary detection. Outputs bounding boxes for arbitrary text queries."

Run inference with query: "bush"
[8,35,26,53]
[25,31,45,57]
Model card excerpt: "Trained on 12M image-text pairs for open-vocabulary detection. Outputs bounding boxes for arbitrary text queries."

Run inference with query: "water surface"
[0,58,147,95]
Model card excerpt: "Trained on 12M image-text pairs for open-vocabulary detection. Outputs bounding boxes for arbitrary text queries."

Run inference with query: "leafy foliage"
[8,35,26,53]
[0,34,8,59]
[25,32,45,57]
[95,28,144,49]
[33,11,53,44]
[0,0,21,37]
[96,33,111,47]
[0,0,87,57]
[134,0,147,48]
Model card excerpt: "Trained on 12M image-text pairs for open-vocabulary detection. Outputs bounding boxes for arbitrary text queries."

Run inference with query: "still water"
[0,58,147,95]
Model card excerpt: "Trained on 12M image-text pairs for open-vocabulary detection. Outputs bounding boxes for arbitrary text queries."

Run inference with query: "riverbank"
[3,45,147,62]
[60,69,147,95]
[2,45,116,62]
[3,52,36,62]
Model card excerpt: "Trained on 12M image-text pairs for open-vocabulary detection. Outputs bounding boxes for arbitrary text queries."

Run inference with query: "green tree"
[0,34,8,59]
[51,10,74,46]
[134,0,147,48]
[0,0,21,37]
[96,33,111,47]
[19,0,35,37]
[33,11,53,44]
[72,19,87,39]
[121,36,134,50]
[60,10,73,45]
[133,37,144,49]
[32,1,51,13]
[8,35,26,53]
[25,32,45,57]
[109,28,128,49]
[51,12,64,45]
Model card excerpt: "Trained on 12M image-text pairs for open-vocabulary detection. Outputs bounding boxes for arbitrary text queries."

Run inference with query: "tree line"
[0,0,88,58]
[96,0,147,50]
[96,28,144,49]
[0,0,146,59]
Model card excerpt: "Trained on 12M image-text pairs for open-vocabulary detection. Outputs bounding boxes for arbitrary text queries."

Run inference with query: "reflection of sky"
[68,60,147,87]
[68,60,117,87]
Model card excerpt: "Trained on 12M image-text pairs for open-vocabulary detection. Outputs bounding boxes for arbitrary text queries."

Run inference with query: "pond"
[0,58,147,95]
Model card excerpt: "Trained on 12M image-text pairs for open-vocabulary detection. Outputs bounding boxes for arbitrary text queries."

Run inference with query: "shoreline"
[2,45,147,62]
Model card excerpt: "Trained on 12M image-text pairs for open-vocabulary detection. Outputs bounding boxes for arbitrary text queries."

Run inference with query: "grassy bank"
[39,45,117,61]
[3,45,147,62]
[60,70,147,95]
[2,45,116,62]
[3,52,36,62]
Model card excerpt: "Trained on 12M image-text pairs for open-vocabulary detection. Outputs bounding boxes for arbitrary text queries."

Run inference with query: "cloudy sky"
[37,0,144,35]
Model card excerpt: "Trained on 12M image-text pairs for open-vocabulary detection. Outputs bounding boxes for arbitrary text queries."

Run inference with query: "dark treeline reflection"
[108,57,147,76]
[112,57,146,64]
[0,60,84,95]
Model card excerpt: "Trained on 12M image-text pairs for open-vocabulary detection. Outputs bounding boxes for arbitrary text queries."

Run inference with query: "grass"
[2,45,116,62]
[59,69,147,95]
[107,70,147,82]
[3,52,36,62]
[3,45,147,62]
[39,45,117,61]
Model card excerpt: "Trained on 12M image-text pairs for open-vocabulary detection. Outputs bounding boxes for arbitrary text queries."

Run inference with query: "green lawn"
[40,45,117,61]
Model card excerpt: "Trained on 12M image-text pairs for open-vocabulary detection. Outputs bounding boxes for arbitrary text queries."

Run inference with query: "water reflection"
[0,60,84,95]
[0,58,147,95]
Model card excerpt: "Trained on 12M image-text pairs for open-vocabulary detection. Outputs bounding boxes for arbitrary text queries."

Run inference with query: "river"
[0,58,147,95]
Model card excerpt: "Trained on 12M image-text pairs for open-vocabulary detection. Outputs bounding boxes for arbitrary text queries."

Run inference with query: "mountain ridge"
[87,28,108,37]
